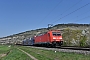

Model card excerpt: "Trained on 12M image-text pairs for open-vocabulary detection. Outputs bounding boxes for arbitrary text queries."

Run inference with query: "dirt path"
[17,48,38,60]
[0,54,6,58]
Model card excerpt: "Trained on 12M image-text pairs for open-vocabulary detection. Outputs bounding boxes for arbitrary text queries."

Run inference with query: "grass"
[19,46,90,60]
[0,45,11,54]
[1,45,90,60]
[0,45,32,60]
[19,46,52,60]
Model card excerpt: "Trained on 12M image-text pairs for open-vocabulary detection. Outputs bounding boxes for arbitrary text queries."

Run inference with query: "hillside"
[0,23,90,46]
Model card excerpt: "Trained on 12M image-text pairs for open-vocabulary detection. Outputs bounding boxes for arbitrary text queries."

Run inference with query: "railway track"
[29,46,90,51]
[27,46,90,55]
[59,47,90,51]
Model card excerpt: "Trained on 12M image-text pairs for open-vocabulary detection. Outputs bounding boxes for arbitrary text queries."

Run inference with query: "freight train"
[22,30,63,47]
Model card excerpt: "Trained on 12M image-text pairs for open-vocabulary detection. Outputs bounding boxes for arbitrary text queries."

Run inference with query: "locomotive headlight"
[53,37,56,39]
[59,38,62,39]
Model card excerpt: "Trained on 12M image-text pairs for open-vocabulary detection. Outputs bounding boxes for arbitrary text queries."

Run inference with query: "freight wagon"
[22,38,34,46]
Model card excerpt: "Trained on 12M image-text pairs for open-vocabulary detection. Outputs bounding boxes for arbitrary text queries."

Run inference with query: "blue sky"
[0,0,90,37]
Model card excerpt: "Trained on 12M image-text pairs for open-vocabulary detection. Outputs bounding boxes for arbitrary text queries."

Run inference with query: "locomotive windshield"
[52,32,61,36]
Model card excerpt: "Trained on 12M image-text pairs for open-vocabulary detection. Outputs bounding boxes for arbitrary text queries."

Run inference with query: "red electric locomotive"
[34,30,63,47]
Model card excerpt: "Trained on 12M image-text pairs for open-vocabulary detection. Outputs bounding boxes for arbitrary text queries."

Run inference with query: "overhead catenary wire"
[60,0,82,15]
[71,9,90,22]
[38,0,63,24]
[74,16,90,22]
[61,0,82,15]
[48,0,82,24]
[52,2,90,23]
